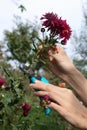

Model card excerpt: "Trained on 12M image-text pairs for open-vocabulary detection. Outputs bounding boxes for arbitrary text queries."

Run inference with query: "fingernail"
[29,83,33,87]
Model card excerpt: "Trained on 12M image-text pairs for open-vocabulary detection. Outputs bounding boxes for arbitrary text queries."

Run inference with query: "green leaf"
[18,5,26,12]
[11,124,18,130]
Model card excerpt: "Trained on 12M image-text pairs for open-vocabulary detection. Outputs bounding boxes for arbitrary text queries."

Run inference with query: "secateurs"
[19,66,51,115]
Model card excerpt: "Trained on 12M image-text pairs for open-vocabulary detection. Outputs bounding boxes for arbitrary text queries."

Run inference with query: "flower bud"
[38,45,43,50]
[59,82,66,88]
[20,103,31,116]
[0,78,6,88]
[41,28,45,32]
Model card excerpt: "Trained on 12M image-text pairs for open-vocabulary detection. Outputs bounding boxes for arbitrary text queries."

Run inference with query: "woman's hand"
[30,80,87,129]
[47,45,75,80]
[44,45,87,106]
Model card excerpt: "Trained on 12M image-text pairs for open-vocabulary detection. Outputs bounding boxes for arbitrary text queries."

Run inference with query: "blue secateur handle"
[30,76,51,115]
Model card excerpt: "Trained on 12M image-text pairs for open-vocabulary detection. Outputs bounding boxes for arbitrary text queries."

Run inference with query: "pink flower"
[40,12,72,44]
[21,103,31,116]
[0,78,6,88]
[41,12,59,35]
[42,95,50,101]
[41,95,51,107]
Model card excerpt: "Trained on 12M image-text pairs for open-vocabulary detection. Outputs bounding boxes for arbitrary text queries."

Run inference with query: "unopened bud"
[59,82,66,88]
[41,28,45,32]
[38,45,43,50]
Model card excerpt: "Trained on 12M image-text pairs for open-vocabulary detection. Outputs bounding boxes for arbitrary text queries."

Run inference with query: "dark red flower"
[0,78,6,88]
[42,95,50,101]
[40,12,72,44]
[41,12,59,35]
[41,95,51,107]
[57,18,72,44]
[21,103,31,116]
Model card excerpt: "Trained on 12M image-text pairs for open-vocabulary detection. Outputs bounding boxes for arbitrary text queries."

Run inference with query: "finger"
[49,102,76,127]
[48,45,60,55]
[30,80,49,91]
[30,80,64,93]
[34,91,63,105]
[30,80,56,91]
[48,102,67,117]
[34,91,49,97]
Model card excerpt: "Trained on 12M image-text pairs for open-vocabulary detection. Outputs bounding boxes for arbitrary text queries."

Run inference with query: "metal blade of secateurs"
[19,66,35,77]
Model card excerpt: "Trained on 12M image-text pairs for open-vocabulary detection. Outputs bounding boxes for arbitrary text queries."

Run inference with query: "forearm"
[78,105,87,130]
[66,67,87,106]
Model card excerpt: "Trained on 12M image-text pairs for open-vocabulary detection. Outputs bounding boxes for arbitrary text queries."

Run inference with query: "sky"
[0,0,85,67]
[0,0,84,41]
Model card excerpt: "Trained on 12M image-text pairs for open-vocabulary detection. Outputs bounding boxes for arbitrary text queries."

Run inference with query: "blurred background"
[0,0,87,130]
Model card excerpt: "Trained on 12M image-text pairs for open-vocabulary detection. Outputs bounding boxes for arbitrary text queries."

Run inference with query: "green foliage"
[4,22,39,67]
[0,67,76,130]
[1,20,77,130]
[0,68,33,130]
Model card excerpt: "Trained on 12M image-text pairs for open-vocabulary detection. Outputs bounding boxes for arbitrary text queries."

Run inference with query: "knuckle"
[45,84,51,91]
[67,89,73,95]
